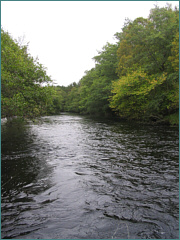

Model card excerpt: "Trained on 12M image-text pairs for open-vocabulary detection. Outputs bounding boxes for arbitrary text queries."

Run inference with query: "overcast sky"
[1,1,179,86]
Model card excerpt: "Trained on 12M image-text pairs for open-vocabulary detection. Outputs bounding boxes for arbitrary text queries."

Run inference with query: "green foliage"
[57,42,119,117]
[164,112,179,125]
[116,5,179,77]
[78,43,119,116]
[2,5,178,125]
[110,69,167,119]
[1,29,52,118]
[110,5,179,123]
[64,82,81,113]
[52,6,178,125]
[45,86,65,115]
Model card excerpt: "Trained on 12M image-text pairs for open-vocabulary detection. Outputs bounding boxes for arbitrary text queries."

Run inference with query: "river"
[1,113,179,239]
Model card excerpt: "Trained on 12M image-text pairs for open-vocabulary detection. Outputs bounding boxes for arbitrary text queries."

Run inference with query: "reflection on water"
[1,114,179,239]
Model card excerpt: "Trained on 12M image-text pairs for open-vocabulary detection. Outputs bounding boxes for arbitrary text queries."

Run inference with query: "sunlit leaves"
[168,31,179,72]
[111,5,179,122]
[110,69,167,119]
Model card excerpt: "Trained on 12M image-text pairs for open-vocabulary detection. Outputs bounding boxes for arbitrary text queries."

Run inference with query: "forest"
[1,5,179,125]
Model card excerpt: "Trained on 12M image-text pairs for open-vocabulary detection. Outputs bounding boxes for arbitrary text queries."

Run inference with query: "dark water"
[1,114,179,239]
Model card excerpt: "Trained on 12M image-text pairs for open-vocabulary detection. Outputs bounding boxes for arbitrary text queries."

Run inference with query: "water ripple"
[1,114,179,239]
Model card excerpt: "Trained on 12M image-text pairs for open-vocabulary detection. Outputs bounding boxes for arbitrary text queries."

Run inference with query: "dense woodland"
[1,5,179,125]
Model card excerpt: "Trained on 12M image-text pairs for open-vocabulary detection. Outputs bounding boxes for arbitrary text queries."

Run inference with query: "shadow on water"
[2,119,53,192]
[1,118,54,239]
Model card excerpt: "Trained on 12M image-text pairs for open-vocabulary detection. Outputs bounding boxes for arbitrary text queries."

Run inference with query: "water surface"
[1,114,179,239]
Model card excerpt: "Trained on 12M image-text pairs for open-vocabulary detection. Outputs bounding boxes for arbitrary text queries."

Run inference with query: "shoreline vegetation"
[1,111,179,128]
[1,5,179,126]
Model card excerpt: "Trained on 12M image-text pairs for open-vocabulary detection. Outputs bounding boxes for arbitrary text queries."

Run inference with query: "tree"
[64,82,81,113]
[1,29,52,118]
[111,5,179,122]
[78,42,119,116]
[110,68,167,119]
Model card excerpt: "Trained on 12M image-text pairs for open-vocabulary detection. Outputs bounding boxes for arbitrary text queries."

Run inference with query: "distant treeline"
[1,5,179,125]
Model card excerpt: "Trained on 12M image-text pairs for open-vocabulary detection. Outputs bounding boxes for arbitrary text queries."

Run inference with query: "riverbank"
[163,112,179,126]
[67,110,179,127]
[2,110,179,128]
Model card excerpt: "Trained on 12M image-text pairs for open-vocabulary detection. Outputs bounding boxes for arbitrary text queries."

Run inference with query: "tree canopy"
[110,5,179,122]
[1,29,53,118]
[1,5,179,125]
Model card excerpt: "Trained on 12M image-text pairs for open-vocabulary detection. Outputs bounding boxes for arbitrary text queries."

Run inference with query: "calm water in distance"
[1,113,179,239]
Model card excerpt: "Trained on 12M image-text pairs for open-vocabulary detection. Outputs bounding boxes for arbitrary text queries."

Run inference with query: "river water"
[1,114,179,239]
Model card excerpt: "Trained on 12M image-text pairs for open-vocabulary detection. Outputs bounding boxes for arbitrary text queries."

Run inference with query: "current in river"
[1,113,179,239]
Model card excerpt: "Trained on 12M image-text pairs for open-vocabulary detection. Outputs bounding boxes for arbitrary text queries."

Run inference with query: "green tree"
[111,5,179,122]
[64,82,81,113]
[45,86,66,115]
[1,29,52,118]
[110,68,167,119]
[116,5,179,77]
[78,42,119,116]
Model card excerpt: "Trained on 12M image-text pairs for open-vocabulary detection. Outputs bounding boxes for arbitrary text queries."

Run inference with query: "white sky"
[1,1,179,86]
